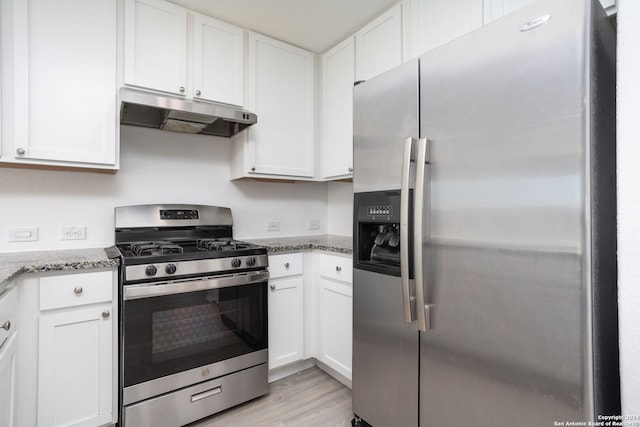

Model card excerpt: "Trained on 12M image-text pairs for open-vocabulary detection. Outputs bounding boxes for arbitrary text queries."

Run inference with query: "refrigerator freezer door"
[419,0,595,425]
[352,269,418,427]
[353,59,419,193]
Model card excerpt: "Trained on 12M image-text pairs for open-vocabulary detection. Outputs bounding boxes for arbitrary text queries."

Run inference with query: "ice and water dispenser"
[354,190,409,277]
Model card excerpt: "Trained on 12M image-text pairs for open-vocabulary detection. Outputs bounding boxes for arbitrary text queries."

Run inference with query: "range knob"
[246,256,256,267]
[231,258,242,268]
[165,264,177,274]
[145,265,157,276]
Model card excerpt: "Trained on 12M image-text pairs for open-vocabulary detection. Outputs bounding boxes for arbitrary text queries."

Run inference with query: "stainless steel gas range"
[114,204,269,427]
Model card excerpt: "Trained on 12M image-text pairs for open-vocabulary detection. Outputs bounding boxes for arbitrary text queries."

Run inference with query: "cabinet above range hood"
[119,87,257,137]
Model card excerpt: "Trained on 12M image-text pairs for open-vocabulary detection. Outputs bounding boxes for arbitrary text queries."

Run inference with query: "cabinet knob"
[250,166,256,172]
[195,90,201,96]
[348,167,353,173]
[270,284,276,291]
[16,147,26,155]
[284,262,290,268]
[179,86,185,93]
[74,286,83,294]
[1,321,10,331]
[336,265,342,272]
[101,311,110,319]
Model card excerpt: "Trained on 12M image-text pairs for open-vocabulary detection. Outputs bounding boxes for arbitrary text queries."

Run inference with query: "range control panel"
[159,209,200,220]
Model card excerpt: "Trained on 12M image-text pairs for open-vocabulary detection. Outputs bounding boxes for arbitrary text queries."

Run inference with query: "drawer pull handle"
[270,284,276,290]
[101,311,110,319]
[336,265,342,272]
[284,262,290,268]
[191,386,222,403]
[74,287,83,294]
[1,321,10,331]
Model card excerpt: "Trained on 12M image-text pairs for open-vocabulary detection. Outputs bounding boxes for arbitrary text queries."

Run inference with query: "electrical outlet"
[9,227,39,242]
[61,226,87,240]
[267,221,280,232]
[308,219,320,230]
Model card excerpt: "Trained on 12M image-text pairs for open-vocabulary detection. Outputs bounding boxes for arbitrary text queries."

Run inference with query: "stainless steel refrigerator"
[351,0,619,426]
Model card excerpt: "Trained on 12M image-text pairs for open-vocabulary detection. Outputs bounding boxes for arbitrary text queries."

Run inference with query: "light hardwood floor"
[189,367,353,427]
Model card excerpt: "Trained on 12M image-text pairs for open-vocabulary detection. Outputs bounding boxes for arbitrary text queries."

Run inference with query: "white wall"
[617,0,640,415]
[0,125,329,252]
[327,181,353,236]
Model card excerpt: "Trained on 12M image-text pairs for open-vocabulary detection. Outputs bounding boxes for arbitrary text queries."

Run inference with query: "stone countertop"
[245,235,352,255]
[0,247,120,296]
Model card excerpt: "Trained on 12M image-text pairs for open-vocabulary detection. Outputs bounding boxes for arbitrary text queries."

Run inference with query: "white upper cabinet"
[4,0,117,170]
[415,0,483,55]
[231,32,315,180]
[321,37,355,180]
[124,0,245,106]
[483,0,534,23]
[355,3,404,81]
[124,0,188,96]
[193,14,244,106]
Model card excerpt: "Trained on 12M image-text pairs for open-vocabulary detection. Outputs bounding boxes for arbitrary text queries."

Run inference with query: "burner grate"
[129,241,184,256]
[197,239,250,252]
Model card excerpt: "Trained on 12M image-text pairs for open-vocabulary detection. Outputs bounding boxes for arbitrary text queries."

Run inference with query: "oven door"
[121,271,268,405]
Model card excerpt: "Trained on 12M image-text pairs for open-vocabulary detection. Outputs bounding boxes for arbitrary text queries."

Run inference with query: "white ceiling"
[168,0,400,53]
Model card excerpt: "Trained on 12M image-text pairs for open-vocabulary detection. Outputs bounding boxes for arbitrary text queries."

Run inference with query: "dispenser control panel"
[368,205,392,216]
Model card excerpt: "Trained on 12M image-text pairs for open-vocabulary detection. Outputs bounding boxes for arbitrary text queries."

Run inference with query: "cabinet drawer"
[316,253,353,284]
[40,270,113,311]
[0,287,17,350]
[268,253,303,279]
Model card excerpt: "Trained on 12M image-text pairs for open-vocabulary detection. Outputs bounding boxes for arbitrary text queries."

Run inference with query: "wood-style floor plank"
[189,367,353,427]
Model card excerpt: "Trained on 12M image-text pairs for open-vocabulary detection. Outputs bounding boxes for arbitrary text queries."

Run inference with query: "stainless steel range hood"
[119,87,257,137]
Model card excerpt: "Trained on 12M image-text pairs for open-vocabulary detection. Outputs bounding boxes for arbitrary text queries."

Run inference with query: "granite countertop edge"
[0,236,351,294]
[0,247,120,295]
[245,234,353,255]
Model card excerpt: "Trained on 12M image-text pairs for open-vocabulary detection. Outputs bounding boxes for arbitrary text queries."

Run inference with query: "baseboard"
[268,358,316,383]
[314,360,352,389]
[268,358,352,389]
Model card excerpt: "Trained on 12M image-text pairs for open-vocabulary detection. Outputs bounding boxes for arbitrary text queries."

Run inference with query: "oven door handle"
[123,270,270,300]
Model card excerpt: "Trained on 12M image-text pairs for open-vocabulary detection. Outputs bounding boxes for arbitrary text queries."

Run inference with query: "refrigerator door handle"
[414,137,431,332]
[400,137,416,323]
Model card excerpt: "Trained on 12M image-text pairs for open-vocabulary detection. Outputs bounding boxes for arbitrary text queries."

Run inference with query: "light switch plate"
[9,227,39,242]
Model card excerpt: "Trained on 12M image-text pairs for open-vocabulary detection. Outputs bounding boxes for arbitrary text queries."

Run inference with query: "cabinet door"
[124,0,187,96]
[10,0,117,167]
[193,14,244,106]
[268,276,304,369]
[417,0,483,54]
[322,37,355,180]
[0,334,17,427]
[38,305,113,427]
[355,4,404,81]
[0,334,18,427]
[483,0,535,23]
[318,277,352,380]
[245,32,315,178]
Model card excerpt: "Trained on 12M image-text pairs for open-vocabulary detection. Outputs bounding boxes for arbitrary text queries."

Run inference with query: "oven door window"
[123,283,267,387]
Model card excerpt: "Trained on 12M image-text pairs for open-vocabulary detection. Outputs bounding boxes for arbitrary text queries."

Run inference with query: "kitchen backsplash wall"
[327,181,353,236]
[0,125,345,253]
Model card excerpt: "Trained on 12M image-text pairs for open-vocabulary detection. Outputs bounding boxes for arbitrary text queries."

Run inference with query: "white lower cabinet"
[15,269,117,427]
[315,253,353,381]
[0,286,18,427]
[266,250,353,385]
[0,334,17,427]
[267,253,304,369]
[38,305,113,427]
